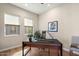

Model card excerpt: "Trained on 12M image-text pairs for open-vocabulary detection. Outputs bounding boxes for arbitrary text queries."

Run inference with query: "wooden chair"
[70,36,79,56]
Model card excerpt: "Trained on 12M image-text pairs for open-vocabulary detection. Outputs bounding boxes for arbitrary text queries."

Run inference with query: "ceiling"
[11,3,64,15]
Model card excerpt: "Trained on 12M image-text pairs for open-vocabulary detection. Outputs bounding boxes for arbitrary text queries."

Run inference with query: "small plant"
[27,34,33,42]
[34,31,41,40]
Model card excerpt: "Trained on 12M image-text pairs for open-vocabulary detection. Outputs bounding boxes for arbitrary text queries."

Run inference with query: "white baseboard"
[63,48,70,52]
[63,48,79,55]
[0,45,22,52]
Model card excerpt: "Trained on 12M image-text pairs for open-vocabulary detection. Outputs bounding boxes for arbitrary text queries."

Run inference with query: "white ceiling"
[11,3,64,15]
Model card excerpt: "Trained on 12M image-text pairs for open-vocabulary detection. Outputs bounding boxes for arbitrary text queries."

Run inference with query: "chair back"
[42,31,46,39]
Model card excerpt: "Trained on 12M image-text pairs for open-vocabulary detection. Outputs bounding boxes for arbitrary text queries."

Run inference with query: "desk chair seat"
[70,48,79,52]
[70,46,79,55]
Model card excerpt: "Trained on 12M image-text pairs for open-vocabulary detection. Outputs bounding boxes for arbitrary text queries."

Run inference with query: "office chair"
[70,36,79,56]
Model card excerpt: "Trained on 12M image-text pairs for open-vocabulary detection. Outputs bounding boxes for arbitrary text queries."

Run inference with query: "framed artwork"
[48,21,58,32]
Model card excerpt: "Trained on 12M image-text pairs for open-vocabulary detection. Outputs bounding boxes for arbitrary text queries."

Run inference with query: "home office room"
[0,0,79,57]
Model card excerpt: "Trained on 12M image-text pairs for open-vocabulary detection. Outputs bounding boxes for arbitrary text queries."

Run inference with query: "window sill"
[4,34,20,37]
[24,34,28,36]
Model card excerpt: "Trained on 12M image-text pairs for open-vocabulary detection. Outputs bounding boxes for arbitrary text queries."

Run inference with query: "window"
[4,13,20,35]
[5,24,20,35]
[24,18,33,35]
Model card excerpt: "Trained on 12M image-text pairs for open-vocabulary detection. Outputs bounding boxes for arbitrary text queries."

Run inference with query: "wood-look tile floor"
[0,47,78,56]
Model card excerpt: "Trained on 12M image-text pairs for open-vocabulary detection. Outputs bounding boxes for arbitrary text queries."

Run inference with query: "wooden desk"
[22,39,62,56]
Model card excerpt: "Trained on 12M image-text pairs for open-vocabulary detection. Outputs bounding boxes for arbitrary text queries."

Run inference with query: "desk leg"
[22,42,24,56]
[48,48,50,56]
[60,44,62,56]
[30,46,31,55]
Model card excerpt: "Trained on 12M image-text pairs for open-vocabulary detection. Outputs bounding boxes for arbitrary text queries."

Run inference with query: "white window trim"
[24,34,28,36]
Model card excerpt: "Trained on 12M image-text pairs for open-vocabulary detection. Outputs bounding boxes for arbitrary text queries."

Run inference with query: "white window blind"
[4,14,20,25]
[24,18,33,26]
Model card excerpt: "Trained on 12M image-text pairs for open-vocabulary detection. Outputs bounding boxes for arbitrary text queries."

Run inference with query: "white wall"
[0,3,38,51]
[71,4,79,36]
[39,4,79,49]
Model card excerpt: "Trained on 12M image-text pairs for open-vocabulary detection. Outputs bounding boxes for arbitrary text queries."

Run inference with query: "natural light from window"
[4,13,20,36]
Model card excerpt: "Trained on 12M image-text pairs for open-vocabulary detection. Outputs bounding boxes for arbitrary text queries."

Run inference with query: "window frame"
[4,13,20,37]
[24,18,33,35]
[24,26,33,35]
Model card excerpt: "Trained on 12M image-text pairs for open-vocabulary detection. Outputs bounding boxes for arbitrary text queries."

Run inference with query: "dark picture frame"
[48,21,58,32]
